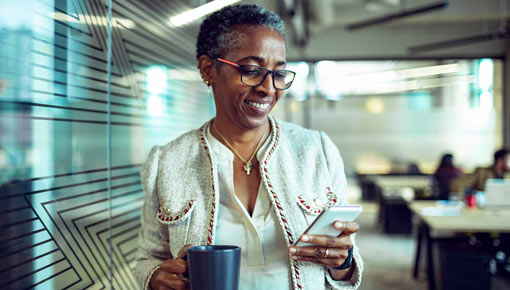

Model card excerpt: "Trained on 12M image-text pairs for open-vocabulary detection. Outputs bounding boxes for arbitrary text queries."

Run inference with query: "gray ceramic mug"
[186,245,241,290]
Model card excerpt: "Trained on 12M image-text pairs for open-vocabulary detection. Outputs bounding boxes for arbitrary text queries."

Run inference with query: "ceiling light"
[366,75,476,94]
[169,0,241,27]
[349,63,459,84]
[365,97,385,114]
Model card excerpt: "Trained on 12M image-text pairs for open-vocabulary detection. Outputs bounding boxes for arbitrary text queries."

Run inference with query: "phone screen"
[293,205,362,247]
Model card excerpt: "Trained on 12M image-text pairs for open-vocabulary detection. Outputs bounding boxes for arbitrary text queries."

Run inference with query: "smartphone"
[294,205,363,247]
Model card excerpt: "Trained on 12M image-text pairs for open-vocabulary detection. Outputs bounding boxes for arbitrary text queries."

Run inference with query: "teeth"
[246,101,269,110]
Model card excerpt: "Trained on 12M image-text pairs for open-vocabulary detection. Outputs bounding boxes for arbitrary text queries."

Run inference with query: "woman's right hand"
[150,244,192,290]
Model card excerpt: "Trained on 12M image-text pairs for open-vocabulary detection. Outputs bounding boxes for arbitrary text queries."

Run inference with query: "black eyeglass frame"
[216,58,296,90]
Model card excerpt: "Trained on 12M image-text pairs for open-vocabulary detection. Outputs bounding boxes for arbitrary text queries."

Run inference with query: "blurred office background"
[0,0,509,289]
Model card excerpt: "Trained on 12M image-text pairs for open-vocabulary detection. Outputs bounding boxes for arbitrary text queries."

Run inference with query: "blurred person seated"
[387,161,423,175]
[407,162,423,175]
[452,148,510,196]
[433,153,464,200]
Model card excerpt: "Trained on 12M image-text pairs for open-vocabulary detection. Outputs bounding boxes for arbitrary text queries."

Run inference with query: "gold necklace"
[213,121,267,176]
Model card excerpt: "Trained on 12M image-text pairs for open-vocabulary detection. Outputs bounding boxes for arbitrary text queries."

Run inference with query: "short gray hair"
[195,4,285,61]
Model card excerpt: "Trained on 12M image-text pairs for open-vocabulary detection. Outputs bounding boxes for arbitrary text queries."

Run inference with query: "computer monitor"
[484,179,510,207]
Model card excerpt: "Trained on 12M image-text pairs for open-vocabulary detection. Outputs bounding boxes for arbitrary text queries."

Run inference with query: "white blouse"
[206,125,292,290]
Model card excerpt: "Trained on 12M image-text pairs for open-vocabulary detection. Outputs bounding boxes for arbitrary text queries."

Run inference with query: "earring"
[201,74,209,85]
[201,74,212,95]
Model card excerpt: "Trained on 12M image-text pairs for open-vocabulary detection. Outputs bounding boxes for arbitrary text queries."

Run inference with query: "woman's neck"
[211,117,270,157]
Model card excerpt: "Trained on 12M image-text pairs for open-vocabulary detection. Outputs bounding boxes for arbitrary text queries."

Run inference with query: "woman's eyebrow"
[237,56,287,66]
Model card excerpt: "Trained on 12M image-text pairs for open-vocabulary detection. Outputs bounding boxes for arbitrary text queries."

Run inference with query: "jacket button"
[314,199,323,206]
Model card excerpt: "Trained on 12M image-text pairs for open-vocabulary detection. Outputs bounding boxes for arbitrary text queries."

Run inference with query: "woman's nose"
[255,72,276,96]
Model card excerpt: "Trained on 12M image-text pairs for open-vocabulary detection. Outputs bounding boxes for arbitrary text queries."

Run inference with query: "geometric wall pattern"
[0,0,213,288]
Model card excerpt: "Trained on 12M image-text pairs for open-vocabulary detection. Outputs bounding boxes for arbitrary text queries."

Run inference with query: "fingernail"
[291,255,298,260]
[289,247,296,253]
[335,222,343,229]
[301,235,309,242]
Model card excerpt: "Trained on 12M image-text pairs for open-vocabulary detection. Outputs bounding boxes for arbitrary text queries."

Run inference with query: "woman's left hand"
[288,221,359,268]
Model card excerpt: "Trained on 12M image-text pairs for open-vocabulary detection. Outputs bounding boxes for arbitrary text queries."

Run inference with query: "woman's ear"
[198,55,214,86]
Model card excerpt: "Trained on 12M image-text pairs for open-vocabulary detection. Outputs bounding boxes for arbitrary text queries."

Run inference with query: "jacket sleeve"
[320,132,364,290]
[134,146,173,290]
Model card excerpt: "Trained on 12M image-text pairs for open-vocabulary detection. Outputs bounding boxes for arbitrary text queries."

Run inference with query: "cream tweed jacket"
[134,116,363,290]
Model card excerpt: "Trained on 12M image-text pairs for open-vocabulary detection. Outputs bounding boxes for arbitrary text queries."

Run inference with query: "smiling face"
[207,25,287,131]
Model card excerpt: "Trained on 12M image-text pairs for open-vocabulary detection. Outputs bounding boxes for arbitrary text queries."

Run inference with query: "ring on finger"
[324,248,329,259]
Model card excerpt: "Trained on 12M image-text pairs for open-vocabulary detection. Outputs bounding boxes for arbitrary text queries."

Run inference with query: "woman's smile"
[243,99,272,115]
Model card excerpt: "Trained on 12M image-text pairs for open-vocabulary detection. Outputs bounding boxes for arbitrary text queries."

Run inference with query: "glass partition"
[0,0,213,288]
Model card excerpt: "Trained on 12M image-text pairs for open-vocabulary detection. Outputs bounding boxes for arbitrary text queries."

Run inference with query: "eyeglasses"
[217,58,296,90]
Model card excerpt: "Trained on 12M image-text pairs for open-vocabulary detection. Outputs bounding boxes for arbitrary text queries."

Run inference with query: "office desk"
[370,176,431,233]
[410,201,510,290]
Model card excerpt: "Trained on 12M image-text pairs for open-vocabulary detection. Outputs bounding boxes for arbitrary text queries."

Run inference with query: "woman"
[434,153,463,200]
[135,4,362,290]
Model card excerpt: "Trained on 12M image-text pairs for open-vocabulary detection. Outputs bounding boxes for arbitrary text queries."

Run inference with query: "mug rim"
[187,245,240,252]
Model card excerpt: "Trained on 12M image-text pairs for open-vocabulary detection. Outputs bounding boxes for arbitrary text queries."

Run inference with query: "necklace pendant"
[243,162,253,175]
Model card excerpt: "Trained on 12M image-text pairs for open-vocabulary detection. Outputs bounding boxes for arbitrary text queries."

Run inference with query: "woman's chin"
[239,114,270,130]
